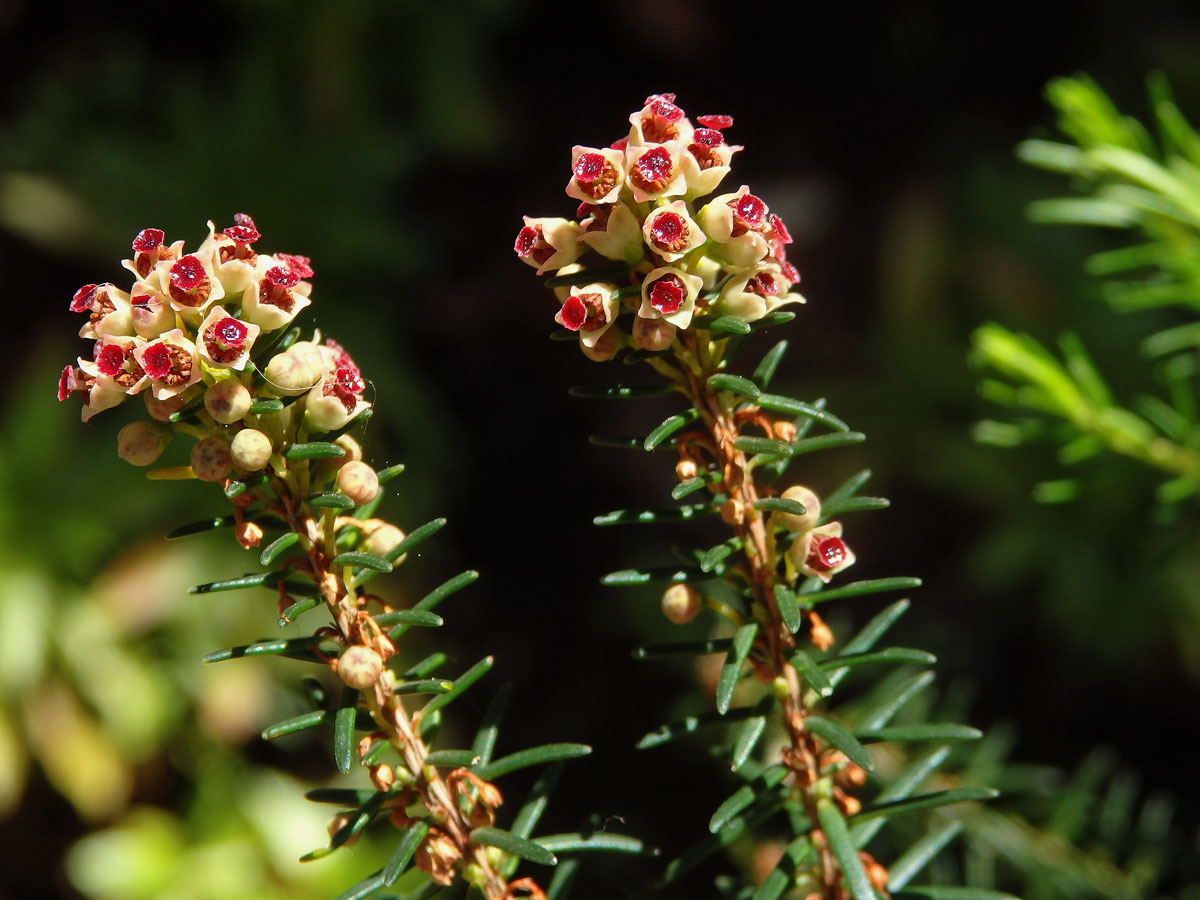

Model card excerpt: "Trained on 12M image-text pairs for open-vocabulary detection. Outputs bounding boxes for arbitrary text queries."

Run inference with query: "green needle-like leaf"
[789,430,867,455]
[818,799,876,900]
[707,373,761,399]
[472,682,513,767]
[851,745,952,847]
[260,532,300,566]
[774,584,803,634]
[534,833,657,855]
[709,764,789,833]
[401,653,447,679]
[588,434,645,449]
[671,471,723,499]
[754,836,815,900]
[223,480,247,499]
[383,822,430,886]
[330,551,392,572]
[645,407,701,450]
[330,872,387,900]
[730,715,767,770]
[820,495,890,520]
[750,310,796,330]
[393,679,453,695]
[716,623,758,714]
[891,888,1018,900]
[857,724,983,744]
[167,516,235,539]
[277,597,319,625]
[334,687,359,775]
[637,699,771,749]
[753,339,788,388]
[305,788,378,806]
[308,492,355,509]
[374,609,444,629]
[695,314,752,334]
[470,827,557,866]
[425,749,481,767]
[386,517,447,562]
[819,647,938,671]
[512,763,563,839]
[756,394,851,432]
[790,649,834,698]
[261,710,326,740]
[421,656,493,718]
[700,537,742,573]
[733,435,794,456]
[804,716,874,772]
[377,463,406,483]
[203,636,319,664]
[852,787,999,823]
[568,384,674,399]
[247,398,284,415]
[886,821,965,890]
[653,791,782,889]
[632,638,732,659]
[755,497,808,516]
[594,503,716,525]
[600,566,703,586]
[285,441,346,460]
[805,577,922,606]
[854,671,936,729]
[473,743,592,781]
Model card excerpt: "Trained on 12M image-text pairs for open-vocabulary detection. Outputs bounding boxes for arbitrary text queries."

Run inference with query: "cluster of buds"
[516,94,804,360]
[58,216,371,478]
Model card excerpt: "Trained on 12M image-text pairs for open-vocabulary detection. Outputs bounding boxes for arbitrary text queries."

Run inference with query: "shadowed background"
[3,1,1200,897]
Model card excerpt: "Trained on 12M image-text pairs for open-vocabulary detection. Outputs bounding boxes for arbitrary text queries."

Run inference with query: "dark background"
[4,1,1200,897]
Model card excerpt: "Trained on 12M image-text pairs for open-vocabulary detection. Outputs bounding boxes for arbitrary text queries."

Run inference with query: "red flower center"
[224,224,261,244]
[649,98,684,122]
[637,147,672,183]
[96,344,126,376]
[558,296,588,331]
[132,228,165,253]
[770,213,793,245]
[278,253,314,278]
[58,365,76,401]
[573,153,608,184]
[649,212,687,250]
[141,342,173,379]
[214,317,249,349]
[266,265,300,289]
[808,537,848,572]
[70,284,98,313]
[233,212,257,228]
[170,256,207,293]
[697,114,733,129]
[692,128,724,148]
[732,193,767,227]
[649,276,686,314]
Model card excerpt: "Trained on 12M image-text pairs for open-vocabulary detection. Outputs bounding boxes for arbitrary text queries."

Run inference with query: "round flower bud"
[263,350,320,396]
[204,379,252,425]
[306,391,366,432]
[337,460,379,506]
[363,522,406,563]
[661,583,700,624]
[632,314,677,351]
[675,458,698,480]
[771,485,821,533]
[144,391,188,422]
[230,428,273,472]
[191,436,232,482]
[580,327,621,362]
[334,434,363,463]
[337,645,383,690]
[117,421,172,466]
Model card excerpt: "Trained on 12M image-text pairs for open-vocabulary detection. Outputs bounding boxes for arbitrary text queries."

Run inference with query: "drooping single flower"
[554,283,620,349]
[787,521,856,584]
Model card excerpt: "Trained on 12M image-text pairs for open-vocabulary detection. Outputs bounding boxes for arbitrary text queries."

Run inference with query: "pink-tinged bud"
[638,267,704,330]
[624,142,688,203]
[661,583,700,624]
[145,390,188,422]
[204,380,252,425]
[336,461,380,506]
[197,305,260,370]
[306,341,369,432]
[230,428,273,471]
[362,522,406,562]
[579,202,644,264]
[133,329,201,400]
[338,645,383,691]
[129,286,175,338]
[788,522,856,583]
[566,146,625,205]
[191,436,233,482]
[514,217,582,274]
[580,325,622,362]
[306,391,369,432]
[770,485,822,533]
[675,458,699,480]
[555,284,619,348]
[632,314,676,351]
[332,435,363,465]
[642,201,706,262]
[263,351,321,396]
[117,421,172,466]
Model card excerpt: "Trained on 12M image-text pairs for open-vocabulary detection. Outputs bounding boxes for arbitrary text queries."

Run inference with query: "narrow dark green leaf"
[644,407,701,450]
[330,872,386,900]
[308,492,355,509]
[730,716,767,770]
[789,649,833,698]
[819,647,937,671]
[247,398,285,415]
[362,738,390,766]
[817,800,876,900]
[841,598,911,655]
[854,671,936,729]
[377,463,405,483]
[588,434,644,449]
[418,708,441,739]
[825,468,873,508]
[402,652,447,679]
[774,584,803,634]
[167,398,204,423]
[753,834,815,900]
[701,537,742,573]
[853,787,999,823]
[260,532,300,566]
[252,325,300,363]
[707,373,761,399]
[393,679,453,695]
[671,470,723,499]
[470,827,557,866]
[203,636,318,664]
[851,745,952,847]
[755,497,808,516]
[756,394,850,432]
[696,314,752,334]
[804,717,874,772]
[892,889,1017,900]
[637,699,772,749]
[806,577,922,606]
[167,516,234,539]
[262,710,326,740]
[534,833,657,855]
[383,822,430,886]
[886,821,965,890]
[334,687,359,775]
[820,496,890,520]
[546,859,580,900]
[224,480,247,499]
[472,682,513,767]
[594,503,716,525]
[710,764,789,834]
[751,310,796,330]
[716,623,758,714]
[753,339,788,388]
[733,435,793,456]
[569,384,673,399]
[632,638,732,659]
[415,569,479,610]
[600,566,703,586]
[375,609,444,629]
[512,763,563,839]
[789,431,866,455]
[305,787,377,806]
[421,656,493,718]
[330,551,393,572]
[425,749,481,767]
[386,517,447,563]
[544,265,630,288]
[277,596,319,626]
[858,724,982,744]
[654,791,782,888]
[286,441,346,460]
[473,743,592,781]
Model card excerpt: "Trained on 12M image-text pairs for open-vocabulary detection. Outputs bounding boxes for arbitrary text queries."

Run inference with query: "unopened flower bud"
[263,351,319,396]
[230,428,273,471]
[661,583,700,624]
[338,645,383,690]
[363,523,406,563]
[632,314,677,351]
[144,391,188,422]
[334,434,363,463]
[204,380,252,424]
[675,458,698,480]
[337,460,379,506]
[772,485,821,533]
[117,421,172,466]
[580,327,621,362]
[191,436,232,482]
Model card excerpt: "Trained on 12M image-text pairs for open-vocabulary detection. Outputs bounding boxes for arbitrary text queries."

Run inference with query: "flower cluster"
[58,216,370,481]
[516,93,804,360]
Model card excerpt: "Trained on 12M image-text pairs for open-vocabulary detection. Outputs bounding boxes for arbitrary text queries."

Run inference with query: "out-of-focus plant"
[55,218,646,900]
[517,93,999,900]
[972,74,1200,507]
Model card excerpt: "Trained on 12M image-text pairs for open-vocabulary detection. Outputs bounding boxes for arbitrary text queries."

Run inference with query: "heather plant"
[57,218,647,900]
[516,93,998,900]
